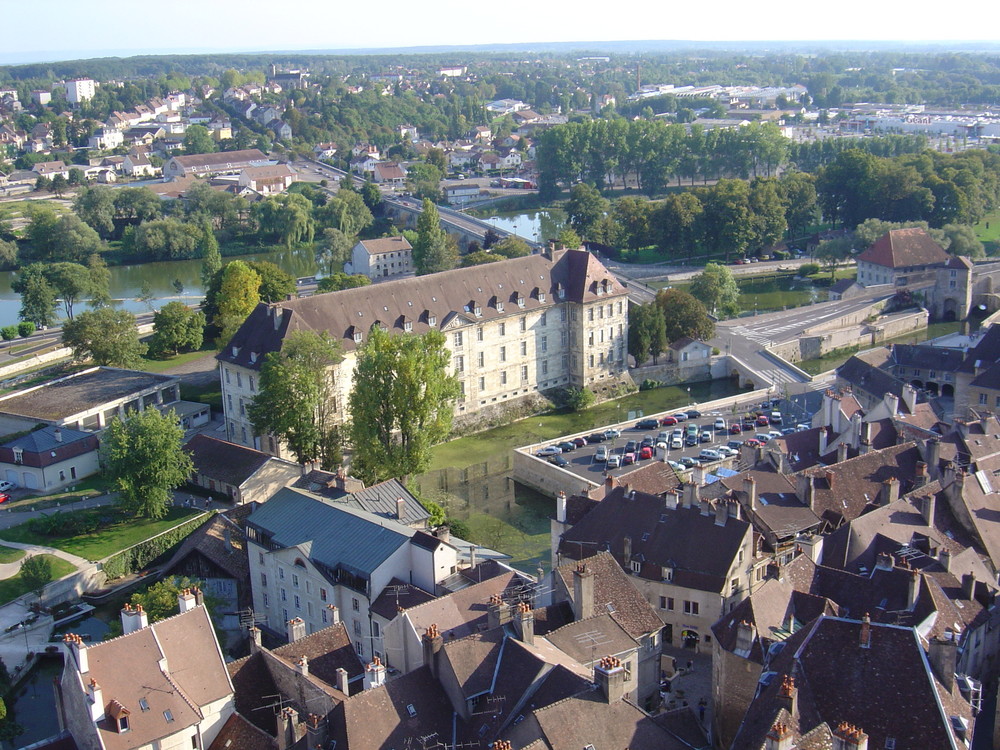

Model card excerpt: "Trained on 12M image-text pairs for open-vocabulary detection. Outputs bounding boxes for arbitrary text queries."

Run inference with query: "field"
[0,555,76,603]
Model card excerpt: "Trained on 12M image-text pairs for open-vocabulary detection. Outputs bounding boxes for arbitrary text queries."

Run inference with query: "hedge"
[102,511,211,580]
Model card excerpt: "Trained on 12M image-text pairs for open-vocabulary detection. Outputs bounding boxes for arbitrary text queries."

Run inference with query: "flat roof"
[0,367,176,421]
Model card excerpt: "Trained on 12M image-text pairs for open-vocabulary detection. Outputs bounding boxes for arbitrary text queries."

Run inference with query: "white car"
[699,449,722,462]
[536,445,562,457]
[595,445,609,462]
[670,436,684,450]
[0,480,14,493]
[607,454,622,469]
[717,446,738,458]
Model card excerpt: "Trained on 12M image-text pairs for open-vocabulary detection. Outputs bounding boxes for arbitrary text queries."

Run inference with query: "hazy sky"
[3,0,993,63]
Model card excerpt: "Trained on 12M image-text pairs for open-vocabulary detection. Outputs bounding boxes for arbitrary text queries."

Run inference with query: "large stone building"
[218,247,630,455]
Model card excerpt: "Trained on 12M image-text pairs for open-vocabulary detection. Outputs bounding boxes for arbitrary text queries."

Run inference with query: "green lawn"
[975,208,1000,256]
[2,476,108,512]
[180,381,222,412]
[0,547,25,564]
[0,555,76,603]
[0,507,201,562]
[798,321,963,375]
[138,349,216,374]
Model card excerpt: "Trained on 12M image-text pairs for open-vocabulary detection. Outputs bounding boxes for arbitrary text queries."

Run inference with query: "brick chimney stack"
[192,586,204,607]
[832,722,869,750]
[777,674,797,715]
[735,620,755,656]
[487,593,512,630]
[286,617,306,643]
[914,461,928,488]
[859,613,871,649]
[572,562,595,621]
[363,656,387,691]
[881,478,900,506]
[765,722,792,750]
[514,601,534,646]
[63,633,88,674]
[825,469,835,490]
[120,603,149,634]
[907,570,920,610]
[396,497,405,520]
[744,475,757,510]
[335,667,349,694]
[929,630,958,692]
[556,491,567,523]
[305,713,328,749]
[297,655,309,677]
[277,706,299,750]
[594,655,626,703]
[837,441,848,464]
[249,626,262,652]
[422,623,443,677]
[715,500,728,526]
[327,604,340,625]
[86,677,104,722]
[177,587,197,614]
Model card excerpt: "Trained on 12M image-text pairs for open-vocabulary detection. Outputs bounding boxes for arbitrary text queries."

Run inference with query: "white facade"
[64,78,96,104]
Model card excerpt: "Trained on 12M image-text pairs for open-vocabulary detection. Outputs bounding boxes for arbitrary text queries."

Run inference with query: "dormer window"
[630,560,641,574]
[354,331,363,343]
[474,305,482,317]
[428,315,437,327]
[231,345,240,357]
[539,292,546,303]
[662,567,674,582]
[404,321,413,332]
[249,352,258,364]
[12,448,22,465]
[497,301,504,313]
[556,283,565,300]
[517,295,525,308]
[118,715,130,733]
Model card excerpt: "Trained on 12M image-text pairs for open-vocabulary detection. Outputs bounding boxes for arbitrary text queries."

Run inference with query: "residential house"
[0,425,99,492]
[32,160,69,178]
[31,90,51,105]
[218,248,631,454]
[372,161,406,187]
[183,434,300,504]
[486,99,529,115]
[856,227,951,288]
[164,149,271,179]
[313,142,338,159]
[345,235,413,280]
[556,484,755,653]
[53,592,234,750]
[349,153,378,176]
[474,125,492,141]
[245,487,459,660]
[265,119,292,140]
[479,152,502,172]
[87,128,124,150]
[399,123,418,140]
[238,164,297,195]
[123,150,157,178]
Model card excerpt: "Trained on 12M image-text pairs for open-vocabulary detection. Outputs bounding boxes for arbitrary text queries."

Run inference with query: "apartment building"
[218,247,630,455]
[64,78,96,104]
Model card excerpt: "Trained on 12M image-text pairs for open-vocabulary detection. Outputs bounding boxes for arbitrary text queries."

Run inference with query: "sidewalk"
[659,644,713,734]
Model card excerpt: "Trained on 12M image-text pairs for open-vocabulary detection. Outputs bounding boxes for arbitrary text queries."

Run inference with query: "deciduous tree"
[213,261,261,345]
[101,408,193,519]
[62,307,147,367]
[317,273,371,292]
[689,262,741,318]
[19,555,52,594]
[150,302,205,357]
[412,199,456,274]
[654,288,715,343]
[12,264,57,328]
[348,328,460,483]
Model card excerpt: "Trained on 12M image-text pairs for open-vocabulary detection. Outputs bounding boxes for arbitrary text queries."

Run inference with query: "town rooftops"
[0,367,176,422]
[291,475,431,527]
[358,236,412,256]
[241,163,295,180]
[219,248,625,369]
[0,424,94,454]
[856,227,951,269]
[168,148,269,171]
[184,434,277,488]
[402,569,528,640]
[246,487,417,579]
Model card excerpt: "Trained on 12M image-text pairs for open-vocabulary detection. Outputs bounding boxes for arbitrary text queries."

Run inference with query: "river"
[483,208,567,246]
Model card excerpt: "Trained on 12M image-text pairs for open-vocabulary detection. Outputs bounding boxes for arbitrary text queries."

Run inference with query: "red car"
[639,446,654,460]
[660,416,678,426]
[744,438,762,448]
[573,437,587,448]
[622,452,637,465]
[0,493,9,504]
[729,423,743,434]
[756,415,770,427]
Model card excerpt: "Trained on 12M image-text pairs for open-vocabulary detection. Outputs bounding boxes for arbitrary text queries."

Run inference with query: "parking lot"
[530,395,810,486]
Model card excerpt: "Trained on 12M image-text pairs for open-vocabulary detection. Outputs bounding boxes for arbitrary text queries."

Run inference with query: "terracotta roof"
[161,511,250,595]
[207,712,276,750]
[272,621,365,691]
[608,459,682,496]
[553,551,665,638]
[169,148,268,170]
[545,613,637,664]
[369,577,436,620]
[219,249,625,368]
[403,570,528,640]
[856,228,950,269]
[184,434,275,487]
[722,467,821,542]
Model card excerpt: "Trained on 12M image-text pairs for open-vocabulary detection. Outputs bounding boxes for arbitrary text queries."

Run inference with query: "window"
[500,346,506,362]
[355,642,364,656]
[540,336,547,353]
[225,369,231,384]
[373,621,380,638]
[320,587,327,602]
[666,597,674,611]
[496,302,504,312]
[540,311,547,324]
[453,332,463,347]
[588,309,594,322]
[354,620,362,636]
[731,578,740,594]
[683,601,700,615]
[236,372,242,388]
[885,739,896,750]
[479,377,485,390]
[662,567,673,582]
[501,371,507,385]
[589,355,595,368]
[292,574,299,587]
[474,305,482,317]
[263,593,269,607]
[542,360,548,375]
[352,597,360,612]
[521,365,528,382]
[454,355,465,373]
[294,595,301,610]
[630,560,641,574]
[588,332,595,347]
[499,322,506,336]
[164,710,174,723]
[477,327,483,342]
[428,315,437,327]
[478,352,485,367]
[281,589,287,602]
[520,341,527,356]
[520,316,526,331]
[258,552,264,564]
[139,698,149,712]
[118,715,130,732]
[278,567,284,580]
[261,573,267,586]
[517,296,525,309]
[659,596,667,609]
[249,376,255,392]
[980,393,988,406]
[404,321,412,332]
[322,608,328,624]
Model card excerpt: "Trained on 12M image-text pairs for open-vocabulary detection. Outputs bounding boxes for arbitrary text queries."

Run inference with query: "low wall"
[629,361,713,386]
[803,297,888,334]
[768,309,927,364]
[512,450,600,500]
[31,563,107,609]
[0,347,72,381]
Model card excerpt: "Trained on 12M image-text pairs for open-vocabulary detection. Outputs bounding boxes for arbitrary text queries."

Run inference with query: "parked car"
[536,445,562,457]
[573,437,587,448]
[0,480,15,493]
[670,436,684,450]
[548,454,569,467]
[0,493,8,504]
[755,433,772,443]
[768,431,783,441]
[557,441,577,453]
[640,435,655,449]
[668,460,685,471]
[729,423,743,434]
[727,440,743,451]
[604,428,621,440]
[700,430,713,443]
[756,415,771,427]
[796,423,810,431]
[760,401,772,410]
[770,411,783,425]
[595,445,609,462]
[672,413,688,422]
[639,446,654,460]
[699,449,722,462]
[586,433,606,444]
[624,440,639,453]
[636,418,659,430]
[607,454,622,469]
[660,416,678,426]
[744,438,762,448]
[686,410,702,419]
[623,452,637,465]
[782,427,797,435]
[679,456,700,468]
[717,446,738,458]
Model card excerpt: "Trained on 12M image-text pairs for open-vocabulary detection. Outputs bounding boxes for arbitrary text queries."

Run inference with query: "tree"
[690,262,740,318]
[565,183,609,239]
[35,175,51,193]
[317,273,372,292]
[627,303,669,366]
[199,221,222,290]
[653,192,704,258]
[17,322,34,338]
[87,253,112,308]
[460,251,503,267]
[348,328,460,483]
[853,219,932,249]
[123,217,203,261]
[316,189,373,237]
[101,408,193,519]
[12,265,57,328]
[360,181,382,212]
[62,309,147,367]
[20,554,52,594]
[748,178,788,250]
[316,227,354,275]
[74,185,116,238]
[129,576,208,623]
[814,236,854,279]
[0,327,16,343]
[490,236,531,258]
[558,226,582,249]
[941,223,984,259]
[406,163,443,203]
[253,193,315,248]
[0,239,17,270]
[50,173,68,197]
[214,261,261,345]
[150,302,205,357]
[565,387,595,411]
[779,171,818,237]
[183,124,217,155]
[25,208,104,262]
[46,262,94,320]
[654,288,715,343]
[412,199,456,275]
[249,330,344,467]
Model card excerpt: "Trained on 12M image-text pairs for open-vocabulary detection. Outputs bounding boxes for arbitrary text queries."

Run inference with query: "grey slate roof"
[247,487,415,578]
[1,425,91,452]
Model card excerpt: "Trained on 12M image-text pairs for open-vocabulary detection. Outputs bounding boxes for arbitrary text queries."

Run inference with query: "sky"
[2,0,996,64]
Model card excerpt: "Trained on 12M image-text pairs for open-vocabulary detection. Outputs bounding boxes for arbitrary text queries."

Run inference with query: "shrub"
[101,512,210,580]
[564,386,595,411]
[798,263,820,277]
[639,379,659,391]
[17,322,35,338]
[0,326,16,341]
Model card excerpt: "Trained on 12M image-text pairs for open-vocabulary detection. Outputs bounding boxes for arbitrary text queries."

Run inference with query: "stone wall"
[767,309,928,364]
[512,450,600,500]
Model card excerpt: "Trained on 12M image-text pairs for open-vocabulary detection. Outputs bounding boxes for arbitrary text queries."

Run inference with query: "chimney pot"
[335,667,349,694]
[744,475,757,510]
[396,497,405,520]
[286,617,306,643]
[573,562,595,620]
[859,613,871,649]
[825,469,835,489]
[715,500,728,526]
[327,604,340,625]
[556,491,567,523]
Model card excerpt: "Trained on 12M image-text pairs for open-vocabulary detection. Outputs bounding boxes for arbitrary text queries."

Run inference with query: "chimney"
[306,714,328,749]
[573,562,595,621]
[884,391,900,416]
[832,722,869,750]
[277,706,299,750]
[914,461,928,488]
[286,617,306,643]
[929,631,958,692]
[926,439,941,478]
[765,722,793,750]
[594,655,626,703]
[699,499,711,516]
[54,428,62,443]
[859,613,871,649]
[556,491,567,523]
[294,655,309,677]
[396,497,405,520]
[901,383,917,413]
[798,532,823,563]
[63,633,88,674]
[797,474,815,509]
[664,491,678,511]
[249,626,262,652]
[940,548,951,573]
[422,623,443,677]
[875,552,893,571]
[880,478,900,506]
[327,604,340,625]
[335,667,349,694]
[683,480,700,508]
[177,588,196,614]
[819,426,829,455]
[837,441,848,464]
[919,493,936,525]
[86,678,104,723]
[715,500,728,527]
[825,469,835,489]
[776,674,798,716]
[192,586,204,607]
[120,603,149,634]
[514,601,534,646]
[907,570,920,610]
[436,525,450,544]
[487,593,512,630]
[860,420,872,452]
[363,656,387,690]
[469,545,477,570]
[692,464,706,487]
[744,475,757,511]
[735,620,755,656]
[962,573,976,601]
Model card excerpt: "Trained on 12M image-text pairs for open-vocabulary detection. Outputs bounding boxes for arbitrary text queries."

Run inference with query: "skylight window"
[164,709,174,723]
[139,698,149,712]
[406,704,417,718]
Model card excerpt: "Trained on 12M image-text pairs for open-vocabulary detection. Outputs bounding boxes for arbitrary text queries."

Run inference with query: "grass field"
[0,547,25,564]
[138,349,215,374]
[975,208,1000,256]
[0,507,201,562]
[0,555,76,603]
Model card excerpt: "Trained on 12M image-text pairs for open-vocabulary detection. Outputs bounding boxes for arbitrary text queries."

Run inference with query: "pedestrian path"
[0,540,88,576]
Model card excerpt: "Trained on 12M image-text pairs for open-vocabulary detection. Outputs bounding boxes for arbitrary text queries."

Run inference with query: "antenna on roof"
[238,607,266,630]
[470,694,506,716]
[572,629,613,669]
